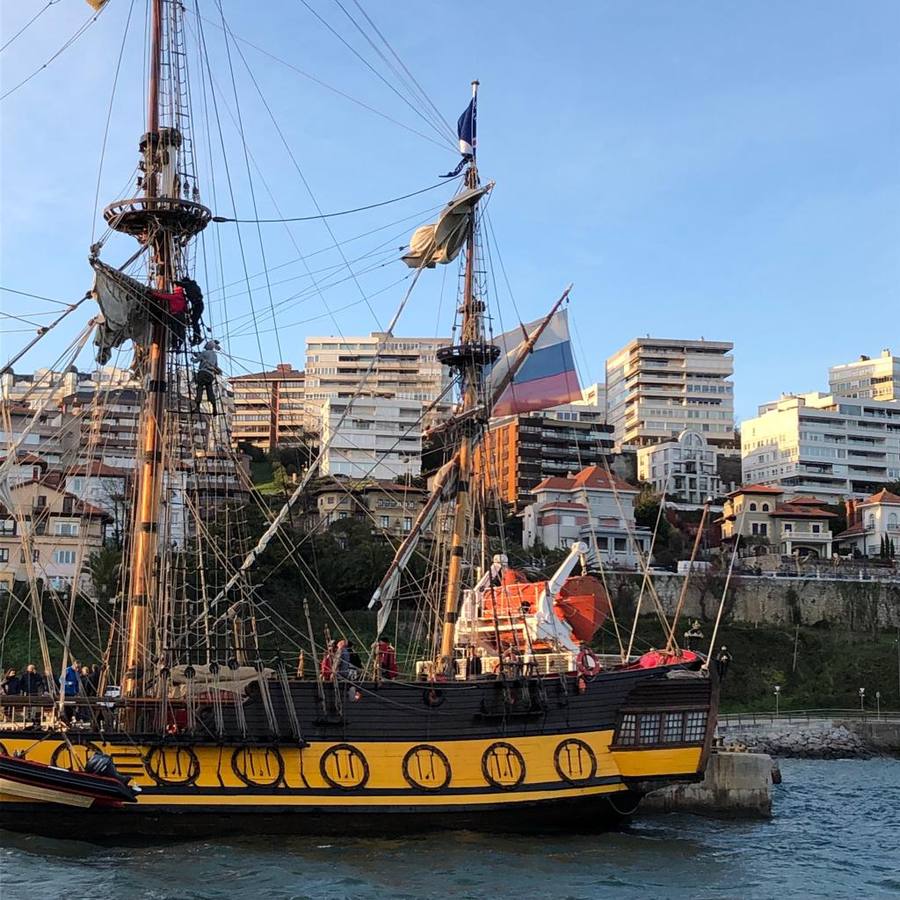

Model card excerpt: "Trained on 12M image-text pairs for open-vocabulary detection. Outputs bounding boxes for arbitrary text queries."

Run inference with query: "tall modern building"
[304,333,451,418]
[742,392,900,500]
[229,363,309,451]
[828,349,899,403]
[605,338,735,450]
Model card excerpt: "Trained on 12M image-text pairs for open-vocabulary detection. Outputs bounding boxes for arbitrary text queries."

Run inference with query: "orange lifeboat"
[481,569,610,643]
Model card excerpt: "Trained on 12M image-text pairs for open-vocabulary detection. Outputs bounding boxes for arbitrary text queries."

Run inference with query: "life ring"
[576,647,601,677]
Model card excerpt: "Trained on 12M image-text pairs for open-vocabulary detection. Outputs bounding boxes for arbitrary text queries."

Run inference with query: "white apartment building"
[605,338,735,450]
[637,429,723,509]
[828,349,899,402]
[0,366,136,408]
[305,333,451,416]
[320,396,423,480]
[742,393,900,501]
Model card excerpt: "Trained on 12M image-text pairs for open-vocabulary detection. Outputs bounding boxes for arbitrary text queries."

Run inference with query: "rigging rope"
[212,179,459,224]
[0,2,109,102]
[0,0,62,55]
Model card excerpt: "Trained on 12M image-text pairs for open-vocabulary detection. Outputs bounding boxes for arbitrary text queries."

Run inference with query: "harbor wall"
[718,718,900,758]
[640,751,774,818]
[606,573,900,631]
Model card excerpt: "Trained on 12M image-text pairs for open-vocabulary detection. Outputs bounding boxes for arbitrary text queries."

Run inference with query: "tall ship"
[0,0,721,837]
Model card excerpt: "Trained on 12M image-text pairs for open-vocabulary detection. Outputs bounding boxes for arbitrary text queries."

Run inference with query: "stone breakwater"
[720,723,874,759]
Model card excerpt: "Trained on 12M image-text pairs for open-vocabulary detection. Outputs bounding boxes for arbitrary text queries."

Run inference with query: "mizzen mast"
[103,0,210,699]
[435,81,497,669]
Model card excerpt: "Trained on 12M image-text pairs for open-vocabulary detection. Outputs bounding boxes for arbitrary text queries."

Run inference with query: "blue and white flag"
[442,97,477,177]
[457,97,476,157]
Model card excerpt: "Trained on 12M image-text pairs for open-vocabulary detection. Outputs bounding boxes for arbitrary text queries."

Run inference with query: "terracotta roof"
[537,500,588,511]
[65,462,130,478]
[833,522,866,539]
[230,365,304,381]
[787,496,829,506]
[860,488,900,506]
[770,503,837,519]
[0,453,46,467]
[728,484,784,497]
[533,465,636,495]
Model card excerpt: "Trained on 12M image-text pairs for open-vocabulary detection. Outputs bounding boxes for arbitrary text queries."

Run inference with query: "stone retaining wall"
[607,573,900,630]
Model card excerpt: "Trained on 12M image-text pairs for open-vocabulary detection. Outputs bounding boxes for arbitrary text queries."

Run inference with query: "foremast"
[104,0,210,699]
[436,81,497,669]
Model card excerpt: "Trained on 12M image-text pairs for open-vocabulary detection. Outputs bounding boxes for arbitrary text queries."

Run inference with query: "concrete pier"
[640,751,774,818]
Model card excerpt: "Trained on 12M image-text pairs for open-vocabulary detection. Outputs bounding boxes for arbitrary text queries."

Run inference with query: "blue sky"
[1,0,898,423]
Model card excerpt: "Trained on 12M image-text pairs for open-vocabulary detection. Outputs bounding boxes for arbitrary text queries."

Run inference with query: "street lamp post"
[774,684,781,719]
[876,690,881,719]
[858,687,865,713]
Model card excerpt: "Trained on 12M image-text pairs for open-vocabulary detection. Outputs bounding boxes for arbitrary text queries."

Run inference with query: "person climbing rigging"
[175,277,205,345]
[192,339,221,415]
[150,283,188,350]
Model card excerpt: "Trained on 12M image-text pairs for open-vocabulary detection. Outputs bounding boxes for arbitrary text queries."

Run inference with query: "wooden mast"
[438,81,482,668]
[122,0,172,698]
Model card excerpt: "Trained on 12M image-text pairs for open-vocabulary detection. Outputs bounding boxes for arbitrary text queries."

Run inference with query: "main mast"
[104,0,210,699]
[436,81,496,669]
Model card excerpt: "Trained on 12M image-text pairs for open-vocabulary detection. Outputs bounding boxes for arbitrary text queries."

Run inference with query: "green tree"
[87,547,122,604]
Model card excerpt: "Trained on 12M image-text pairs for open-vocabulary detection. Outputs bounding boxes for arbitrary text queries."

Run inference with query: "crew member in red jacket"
[151,284,188,350]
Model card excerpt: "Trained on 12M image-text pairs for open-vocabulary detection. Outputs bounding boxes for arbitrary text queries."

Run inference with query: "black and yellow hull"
[0,664,718,837]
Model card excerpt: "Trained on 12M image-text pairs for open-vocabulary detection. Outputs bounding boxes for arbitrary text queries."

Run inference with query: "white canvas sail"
[402,184,492,268]
[90,259,152,363]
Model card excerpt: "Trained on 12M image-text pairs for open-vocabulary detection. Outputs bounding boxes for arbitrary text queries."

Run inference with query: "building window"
[403,517,412,532]
[618,713,637,745]
[761,503,770,512]
[749,502,757,512]
[54,550,77,565]
[751,523,768,537]
[662,712,686,743]
[380,515,390,529]
[614,538,627,552]
[19,549,39,563]
[639,713,662,745]
[812,524,820,534]
[35,495,47,509]
[0,520,15,536]
[684,711,708,742]
[55,522,80,537]
[783,523,793,533]
[0,548,8,563]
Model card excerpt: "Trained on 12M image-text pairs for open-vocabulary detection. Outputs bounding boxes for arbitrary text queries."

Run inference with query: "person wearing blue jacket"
[63,660,82,697]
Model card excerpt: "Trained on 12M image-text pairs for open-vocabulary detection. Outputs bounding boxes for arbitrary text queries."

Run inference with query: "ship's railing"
[718,708,900,725]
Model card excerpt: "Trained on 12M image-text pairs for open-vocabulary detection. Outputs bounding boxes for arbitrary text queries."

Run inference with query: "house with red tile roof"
[522,465,652,566]
[833,489,900,558]
[719,485,836,558]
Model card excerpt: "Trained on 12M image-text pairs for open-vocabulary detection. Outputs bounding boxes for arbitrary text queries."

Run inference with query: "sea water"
[1,758,898,900]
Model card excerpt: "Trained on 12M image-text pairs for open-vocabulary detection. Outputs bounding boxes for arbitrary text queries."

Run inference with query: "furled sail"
[90,259,152,363]
[368,452,459,634]
[402,184,493,268]
[487,307,581,416]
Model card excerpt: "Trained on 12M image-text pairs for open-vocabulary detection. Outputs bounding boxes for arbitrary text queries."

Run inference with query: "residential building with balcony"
[320,396,422,481]
[719,486,835,559]
[0,479,111,596]
[229,364,310,451]
[828,349,899,403]
[636,429,723,510]
[834,489,900,557]
[742,393,900,501]
[305,333,451,423]
[605,337,735,451]
[522,465,652,566]
[475,389,614,511]
[315,479,428,538]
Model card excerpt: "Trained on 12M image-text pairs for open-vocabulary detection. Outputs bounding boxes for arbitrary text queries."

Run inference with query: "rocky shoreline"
[721,723,876,759]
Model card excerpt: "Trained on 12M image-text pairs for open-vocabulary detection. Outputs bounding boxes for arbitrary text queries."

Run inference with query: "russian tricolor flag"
[488,309,582,417]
